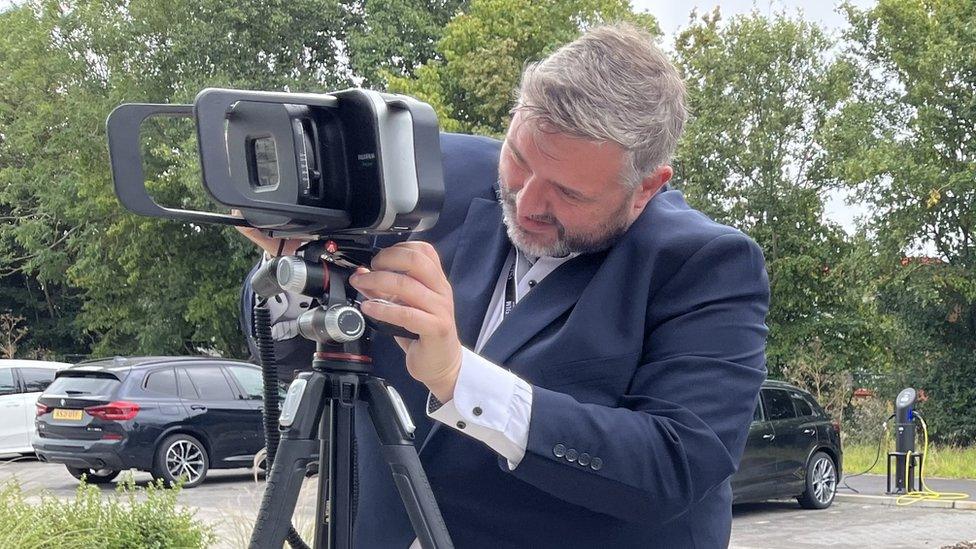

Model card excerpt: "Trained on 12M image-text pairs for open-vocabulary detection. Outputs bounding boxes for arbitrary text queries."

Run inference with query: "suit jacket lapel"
[447,197,511,348]
[479,250,606,366]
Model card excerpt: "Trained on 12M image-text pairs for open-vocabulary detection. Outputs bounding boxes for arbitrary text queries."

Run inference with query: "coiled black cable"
[254,302,310,549]
[255,306,281,461]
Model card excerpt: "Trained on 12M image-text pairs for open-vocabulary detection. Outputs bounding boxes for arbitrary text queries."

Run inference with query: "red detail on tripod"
[315,351,372,364]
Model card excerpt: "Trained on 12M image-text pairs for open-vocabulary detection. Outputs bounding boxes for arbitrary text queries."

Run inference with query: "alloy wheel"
[165,439,205,484]
[811,456,836,504]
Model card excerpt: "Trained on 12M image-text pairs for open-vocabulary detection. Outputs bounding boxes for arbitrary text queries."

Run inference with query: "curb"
[836,493,976,510]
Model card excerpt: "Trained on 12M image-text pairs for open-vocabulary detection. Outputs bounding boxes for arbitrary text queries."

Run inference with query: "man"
[241,22,769,548]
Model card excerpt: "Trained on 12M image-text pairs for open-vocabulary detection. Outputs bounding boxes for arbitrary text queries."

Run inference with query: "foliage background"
[1,0,973,443]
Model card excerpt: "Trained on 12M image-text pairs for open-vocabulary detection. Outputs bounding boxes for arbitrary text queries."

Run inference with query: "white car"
[0,359,71,455]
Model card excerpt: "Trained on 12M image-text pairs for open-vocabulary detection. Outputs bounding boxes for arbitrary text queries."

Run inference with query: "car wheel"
[66,466,120,484]
[153,434,209,488]
[797,451,837,509]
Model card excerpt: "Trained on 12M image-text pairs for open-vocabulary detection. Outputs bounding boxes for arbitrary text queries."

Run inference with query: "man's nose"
[516,177,548,218]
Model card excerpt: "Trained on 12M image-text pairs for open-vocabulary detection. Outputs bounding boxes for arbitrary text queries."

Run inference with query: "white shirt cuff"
[427,348,532,469]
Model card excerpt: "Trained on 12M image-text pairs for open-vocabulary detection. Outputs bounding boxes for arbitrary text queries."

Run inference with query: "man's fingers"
[394,241,441,265]
[360,299,447,338]
[351,270,445,313]
[351,267,375,299]
[369,243,447,294]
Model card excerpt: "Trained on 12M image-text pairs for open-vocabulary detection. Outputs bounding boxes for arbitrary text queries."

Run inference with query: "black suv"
[34,357,270,487]
[731,380,843,509]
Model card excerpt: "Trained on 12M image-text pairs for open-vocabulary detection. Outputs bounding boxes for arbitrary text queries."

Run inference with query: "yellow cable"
[895,413,970,506]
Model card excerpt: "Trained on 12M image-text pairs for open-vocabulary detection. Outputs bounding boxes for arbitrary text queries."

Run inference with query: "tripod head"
[249,236,417,374]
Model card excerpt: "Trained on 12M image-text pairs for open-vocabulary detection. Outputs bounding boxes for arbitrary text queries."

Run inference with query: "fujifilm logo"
[357,153,376,161]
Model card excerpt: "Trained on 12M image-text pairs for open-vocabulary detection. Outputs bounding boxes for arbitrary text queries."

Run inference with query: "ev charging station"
[887,388,923,494]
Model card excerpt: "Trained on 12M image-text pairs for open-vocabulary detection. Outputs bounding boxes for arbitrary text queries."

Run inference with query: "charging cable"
[839,414,894,493]
[896,412,970,506]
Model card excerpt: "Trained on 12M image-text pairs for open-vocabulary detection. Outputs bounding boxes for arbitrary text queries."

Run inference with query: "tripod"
[248,243,453,549]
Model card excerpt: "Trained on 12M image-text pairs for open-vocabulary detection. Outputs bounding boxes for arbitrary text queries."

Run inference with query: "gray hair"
[514,22,688,189]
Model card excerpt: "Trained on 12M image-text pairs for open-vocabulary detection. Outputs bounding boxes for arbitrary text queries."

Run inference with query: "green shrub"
[0,475,215,549]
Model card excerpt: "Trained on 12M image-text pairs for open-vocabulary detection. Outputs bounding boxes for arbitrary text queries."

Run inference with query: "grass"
[844,442,976,480]
[0,474,215,549]
[218,473,319,548]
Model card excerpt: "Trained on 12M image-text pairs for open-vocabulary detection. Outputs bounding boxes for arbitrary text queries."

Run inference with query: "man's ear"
[632,165,673,212]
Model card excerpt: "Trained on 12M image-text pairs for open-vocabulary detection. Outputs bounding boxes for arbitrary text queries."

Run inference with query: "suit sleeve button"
[553,444,566,458]
[578,453,591,466]
[590,457,603,471]
[565,449,578,462]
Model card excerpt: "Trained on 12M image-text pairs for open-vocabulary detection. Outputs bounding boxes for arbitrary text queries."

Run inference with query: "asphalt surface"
[2,456,975,548]
[841,473,976,500]
[732,500,976,548]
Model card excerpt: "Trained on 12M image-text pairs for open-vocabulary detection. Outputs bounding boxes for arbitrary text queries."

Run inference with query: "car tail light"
[36,403,50,417]
[831,419,841,435]
[85,401,140,421]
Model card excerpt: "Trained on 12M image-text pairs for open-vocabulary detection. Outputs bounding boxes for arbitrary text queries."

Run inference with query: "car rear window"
[144,368,178,396]
[791,392,815,417]
[21,368,57,393]
[227,365,263,400]
[762,389,797,421]
[0,368,16,396]
[184,366,236,401]
[804,394,827,417]
[46,374,120,397]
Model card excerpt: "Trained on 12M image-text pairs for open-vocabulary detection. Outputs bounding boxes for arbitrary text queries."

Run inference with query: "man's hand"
[349,241,462,402]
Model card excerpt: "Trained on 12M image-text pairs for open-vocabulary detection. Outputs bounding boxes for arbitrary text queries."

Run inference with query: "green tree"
[0,4,94,359]
[825,0,976,443]
[343,0,470,88]
[673,10,890,416]
[386,0,659,136]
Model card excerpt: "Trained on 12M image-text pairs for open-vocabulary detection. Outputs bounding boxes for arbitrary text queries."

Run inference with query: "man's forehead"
[507,111,616,162]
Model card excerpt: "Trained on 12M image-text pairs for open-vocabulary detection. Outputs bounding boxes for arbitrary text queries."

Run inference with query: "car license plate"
[53,409,83,421]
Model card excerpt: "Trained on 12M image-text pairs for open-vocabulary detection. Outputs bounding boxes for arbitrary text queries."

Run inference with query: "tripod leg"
[325,398,356,548]
[251,438,320,546]
[250,374,327,549]
[364,379,453,549]
[382,445,453,549]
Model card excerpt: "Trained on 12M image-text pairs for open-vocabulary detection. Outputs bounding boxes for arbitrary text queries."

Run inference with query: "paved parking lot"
[732,500,976,548]
[2,456,975,548]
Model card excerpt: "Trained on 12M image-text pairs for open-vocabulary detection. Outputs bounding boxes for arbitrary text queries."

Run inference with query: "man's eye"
[559,188,581,200]
[510,160,528,175]
[510,151,526,167]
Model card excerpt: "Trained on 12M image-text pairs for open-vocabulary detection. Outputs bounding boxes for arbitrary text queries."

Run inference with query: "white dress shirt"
[426,248,576,468]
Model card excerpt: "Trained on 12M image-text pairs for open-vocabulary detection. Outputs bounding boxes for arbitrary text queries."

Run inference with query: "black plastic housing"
[106,88,444,237]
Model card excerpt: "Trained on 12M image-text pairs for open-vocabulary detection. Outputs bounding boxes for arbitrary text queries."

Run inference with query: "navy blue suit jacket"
[352,133,770,548]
